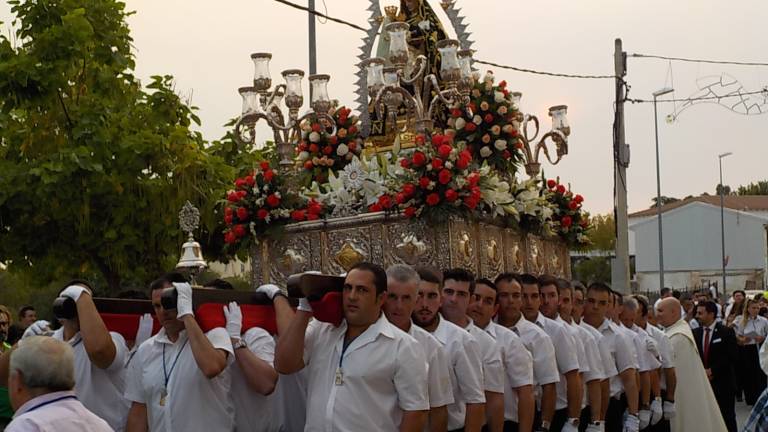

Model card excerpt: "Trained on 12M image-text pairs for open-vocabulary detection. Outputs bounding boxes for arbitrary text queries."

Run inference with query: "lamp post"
[718,151,733,295]
[653,87,674,292]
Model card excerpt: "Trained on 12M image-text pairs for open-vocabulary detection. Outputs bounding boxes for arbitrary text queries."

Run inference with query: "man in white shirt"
[468,278,535,432]
[582,282,640,432]
[383,264,454,432]
[275,262,429,431]
[125,274,234,432]
[415,266,486,432]
[494,273,560,432]
[519,274,582,432]
[7,336,112,432]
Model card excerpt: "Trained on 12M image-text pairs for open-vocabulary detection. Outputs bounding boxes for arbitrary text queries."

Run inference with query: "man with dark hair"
[6,307,36,345]
[442,269,504,431]
[203,279,234,290]
[125,275,235,431]
[582,282,640,432]
[693,301,738,432]
[415,266,485,432]
[275,262,429,431]
[469,278,534,432]
[494,273,559,432]
[572,283,586,324]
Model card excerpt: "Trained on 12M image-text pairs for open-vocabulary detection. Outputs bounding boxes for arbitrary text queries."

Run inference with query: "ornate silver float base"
[250,212,571,287]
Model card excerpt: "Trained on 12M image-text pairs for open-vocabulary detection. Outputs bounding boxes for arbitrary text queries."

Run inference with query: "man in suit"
[693,300,738,432]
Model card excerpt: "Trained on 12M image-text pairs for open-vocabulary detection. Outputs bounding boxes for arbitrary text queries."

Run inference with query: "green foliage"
[649,196,680,208]
[0,0,235,294]
[572,257,611,285]
[736,180,768,196]
[587,214,615,251]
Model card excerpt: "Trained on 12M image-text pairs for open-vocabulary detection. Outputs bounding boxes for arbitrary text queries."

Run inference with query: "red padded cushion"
[100,313,161,341]
[195,303,278,335]
[310,292,343,327]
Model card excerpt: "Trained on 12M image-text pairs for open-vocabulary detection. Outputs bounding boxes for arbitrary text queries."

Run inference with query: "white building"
[628,196,768,294]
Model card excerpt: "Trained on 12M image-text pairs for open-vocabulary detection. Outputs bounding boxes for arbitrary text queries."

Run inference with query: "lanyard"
[162,339,188,389]
[23,395,77,414]
[335,336,356,386]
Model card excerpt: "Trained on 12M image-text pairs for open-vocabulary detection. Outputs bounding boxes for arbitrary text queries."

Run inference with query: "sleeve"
[613,332,638,373]
[480,334,505,394]
[734,317,745,336]
[759,338,768,375]
[244,327,276,365]
[124,346,146,403]
[106,332,129,372]
[551,325,580,374]
[5,416,43,432]
[531,333,560,386]
[597,335,618,378]
[454,336,486,404]
[572,328,590,375]
[302,319,323,366]
[636,335,661,372]
[426,341,454,407]
[394,337,430,411]
[580,331,605,382]
[505,334,533,388]
[207,327,235,357]
[657,332,675,369]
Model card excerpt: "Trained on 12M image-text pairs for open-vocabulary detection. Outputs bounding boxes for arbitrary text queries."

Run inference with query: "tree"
[715,184,732,196]
[737,180,768,196]
[572,257,611,285]
[649,196,679,208]
[0,0,235,293]
[587,214,615,251]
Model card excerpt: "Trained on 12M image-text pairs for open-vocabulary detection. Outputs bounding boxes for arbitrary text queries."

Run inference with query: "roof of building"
[629,195,768,218]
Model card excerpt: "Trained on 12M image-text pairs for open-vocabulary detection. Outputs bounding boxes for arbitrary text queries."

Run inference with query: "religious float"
[217,0,592,288]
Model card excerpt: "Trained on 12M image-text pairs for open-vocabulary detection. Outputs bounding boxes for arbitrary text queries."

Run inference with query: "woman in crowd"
[735,298,768,405]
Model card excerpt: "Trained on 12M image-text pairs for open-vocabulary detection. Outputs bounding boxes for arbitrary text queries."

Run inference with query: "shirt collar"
[598,318,613,333]
[432,314,452,345]
[705,321,717,332]
[154,328,188,345]
[14,390,77,418]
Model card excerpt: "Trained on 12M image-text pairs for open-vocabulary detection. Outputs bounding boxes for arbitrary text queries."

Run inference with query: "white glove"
[663,400,676,420]
[561,420,579,432]
[173,282,194,318]
[256,284,282,300]
[623,414,639,432]
[638,410,651,430]
[60,285,90,302]
[22,320,52,340]
[418,20,431,31]
[650,398,663,425]
[223,302,243,339]
[645,337,659,357]
[585,421,604,432]
[135,313,153,347]
[298,298,313,313]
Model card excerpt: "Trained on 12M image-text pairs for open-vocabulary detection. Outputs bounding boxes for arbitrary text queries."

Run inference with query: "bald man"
[657,298,726,432]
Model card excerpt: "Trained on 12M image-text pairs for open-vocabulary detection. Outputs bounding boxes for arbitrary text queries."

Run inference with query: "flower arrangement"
[296,106,364,185]
[445,71,523,175]
[544,178,591,247]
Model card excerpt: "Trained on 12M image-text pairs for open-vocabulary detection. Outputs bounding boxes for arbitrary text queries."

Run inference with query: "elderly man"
[656,297,726,432]
[6,336,111,431]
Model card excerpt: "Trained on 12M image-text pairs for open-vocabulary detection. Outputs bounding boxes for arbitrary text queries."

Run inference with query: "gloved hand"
[255,284,282,300]
[645,337,659,357]
[60,284,90,302]
[638,410,651,429]
[22,320,52,340]
[623,414,639,432]
[561,420,579,432]
[298,298,313,313]
[663,400,676,420]
[135,313,154,347]
[173,282,194,318]
[650,397,663,425]
[585,421,604,432]
[223,302,243,339]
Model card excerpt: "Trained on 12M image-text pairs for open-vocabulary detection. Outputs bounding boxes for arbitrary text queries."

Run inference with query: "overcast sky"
[3,0,767,215]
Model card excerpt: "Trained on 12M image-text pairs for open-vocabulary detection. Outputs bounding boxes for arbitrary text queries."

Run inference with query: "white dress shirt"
[735,315,768,345]
[579,321,619,380]
[534,313,580,410]
[231,327,279,432]
[125,327,235,432]
[504,317,560,389]
[407,322,454,408]
[482,321,534,423]
[7,391,112,432]
[430,315,486,430]
[625,324,662,372]
[465,321,505,394]
[592,320,638,397]
[52,329,129,432]
[302,314,429,432]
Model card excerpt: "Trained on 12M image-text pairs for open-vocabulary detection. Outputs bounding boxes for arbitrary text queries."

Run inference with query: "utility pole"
[612,38,631,294]
[308,0,317,101]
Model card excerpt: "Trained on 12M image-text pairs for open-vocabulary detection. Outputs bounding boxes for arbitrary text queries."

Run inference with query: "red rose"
[259,161,270,171]
[580,220,589,228]
[338,114,348,124]
[574,194,584,204]
[404,207,417,218]
[378,195,393,209]
[303,160,314,170]
[484,114,494,124]
[307,213,320,221]
[456,157,469,170]
[561,215,573,228]
[498,80,507,88]
[233,224,247,237]
[395,193,407,205]
[464,122,477,132]
[426,193,440,206]
[412,151,427,166]
[291,210,306,221]
[400,158,411,168]
[438,169,452,185]
[463,196,479,209]
[224,207,233,217]
[431,158,443,170]
[467,173,480,187]
[556,185,566,194]
[444,188,458,202]
[468,102,477,112]
[403,183,416,196]
[415,135,426,146]
[224,231,237,244]
[298,142,308,151]
[256,208,269,220]
[547,179,557,189]
[348,141,357,152]
[502,150,511,159]
[451,109,462,118]
[263,170,274,183]
[237,190,247,199]
[227,191,241,202]
[309,144,319,154]
[568,201,579,210]
[349,125,358,135]
[368,203,383,213]
[419,176,431,189]
[328,135,338,145]
[432,134,445,147]
[245,175,255,186]
[470,186,481,199]
[438,144,452,159]
[311,123,321,133]
[307,200,322,215]
[224,214,233,225]
[236,207,248,220]
[266,194,281,207]
[322,146,333,155]
[235,178,246,189]
[502,89,509,97]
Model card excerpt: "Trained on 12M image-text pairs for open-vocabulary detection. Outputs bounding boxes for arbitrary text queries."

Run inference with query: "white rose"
[336,143,349,156]
[309,131,321,143]
[418,20,431,31]
[447,118,456,128]
[494,91,505,103]
[473,115,482,125]
[445,161,454,169]
[298,151,310,161]
[480,146,493,158]
[483,71,494,84]
[455,118,466,129]
[494,139,507,151]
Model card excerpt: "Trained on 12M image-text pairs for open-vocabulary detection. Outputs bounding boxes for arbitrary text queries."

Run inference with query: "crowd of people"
[0,264,766,432]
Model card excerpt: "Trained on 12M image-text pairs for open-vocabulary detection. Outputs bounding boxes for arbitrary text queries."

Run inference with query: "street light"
[653,87,674,292]
[718,152,733,296]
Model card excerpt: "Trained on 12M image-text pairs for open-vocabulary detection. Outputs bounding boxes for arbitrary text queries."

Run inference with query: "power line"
[273,0,368,32]
[625,88,768,104]
[630,53,768,67]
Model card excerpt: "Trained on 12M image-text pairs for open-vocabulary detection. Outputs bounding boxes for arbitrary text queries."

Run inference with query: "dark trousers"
[551,408,568,431]
[713,386,737,432]
[578,406,592,432]
[605,396,627,432]
[503,420,519,432]
[739,344,768,405]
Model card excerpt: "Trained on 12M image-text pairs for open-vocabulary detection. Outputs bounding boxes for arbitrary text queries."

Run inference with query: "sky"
[2,0,767,215]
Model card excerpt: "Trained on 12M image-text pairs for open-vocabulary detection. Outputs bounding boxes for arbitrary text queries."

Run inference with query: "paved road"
[737,400,754,429]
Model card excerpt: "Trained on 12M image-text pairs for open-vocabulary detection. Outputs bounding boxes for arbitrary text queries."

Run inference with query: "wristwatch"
[540,420,551,431]
[566,418,580,427]
[233,339,248,350]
